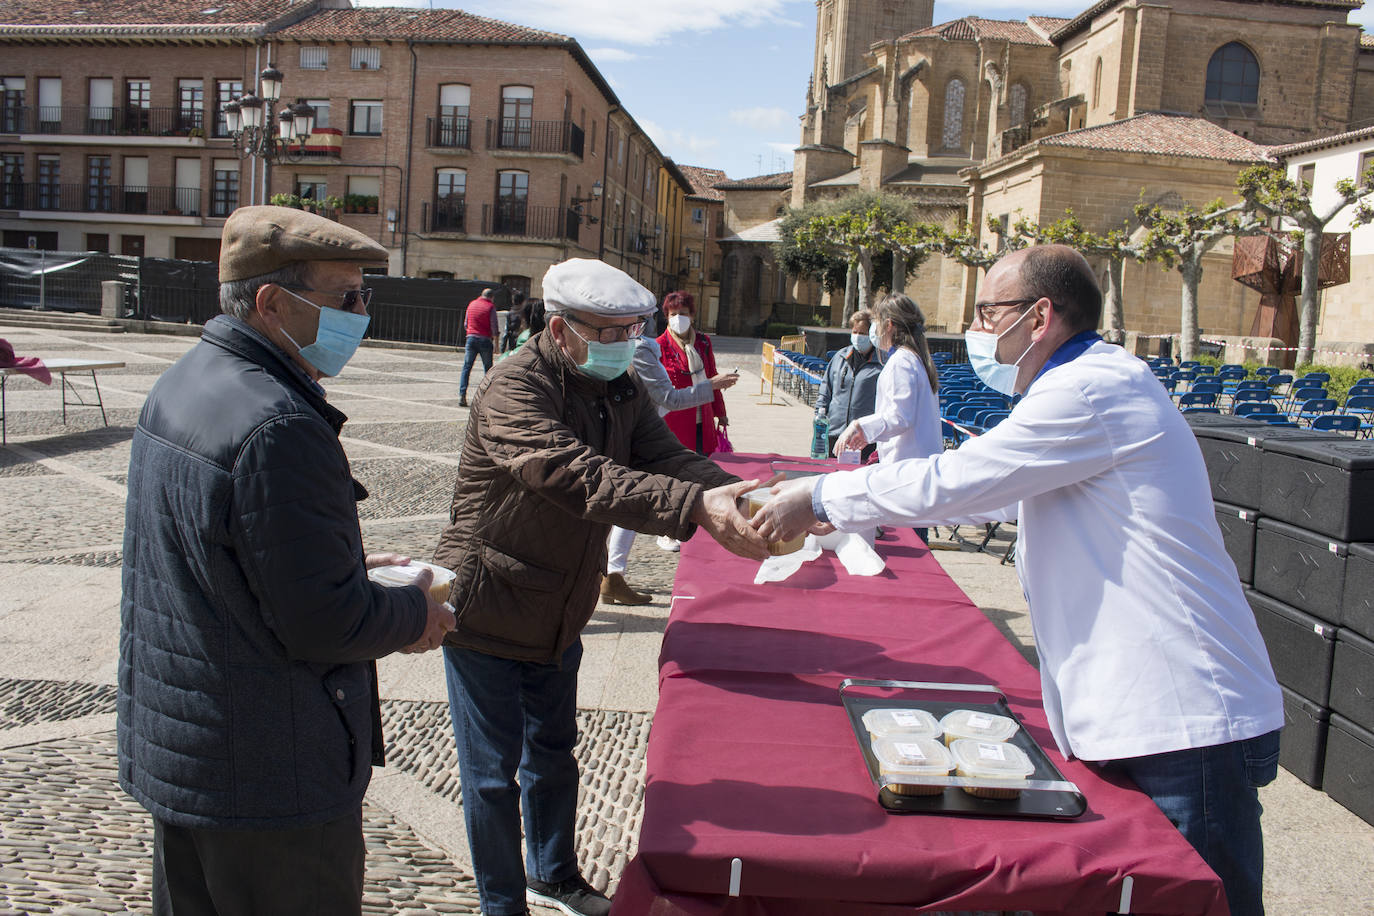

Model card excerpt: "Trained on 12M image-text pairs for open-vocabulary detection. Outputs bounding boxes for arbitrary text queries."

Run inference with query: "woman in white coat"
[833,293,943,541]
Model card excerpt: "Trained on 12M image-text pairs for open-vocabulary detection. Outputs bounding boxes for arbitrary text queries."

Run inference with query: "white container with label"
[939,708,1019,745]
[367,559,455,604]
[862,707,941,742]
[949,737,1036,799]
[872,735,953,796]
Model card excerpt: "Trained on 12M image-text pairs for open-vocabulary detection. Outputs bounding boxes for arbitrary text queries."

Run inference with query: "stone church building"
[717,0,1374,354]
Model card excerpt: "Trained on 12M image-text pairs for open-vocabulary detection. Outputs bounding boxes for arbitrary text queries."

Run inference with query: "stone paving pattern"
[1,322,1371,915]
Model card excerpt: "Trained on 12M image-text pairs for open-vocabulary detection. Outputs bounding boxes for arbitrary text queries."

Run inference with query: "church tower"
[810,0,934,104]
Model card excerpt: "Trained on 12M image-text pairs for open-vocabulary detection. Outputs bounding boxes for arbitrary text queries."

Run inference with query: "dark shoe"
[459,395,468,407]
[600,572,651,605]
[526,875,611,916]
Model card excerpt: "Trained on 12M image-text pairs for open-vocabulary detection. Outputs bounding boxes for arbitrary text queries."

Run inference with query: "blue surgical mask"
[564,320,636,381]
[869,325,884,354]
[964,307,1035,396]
[851,332,873,353]
[279,288,370,377]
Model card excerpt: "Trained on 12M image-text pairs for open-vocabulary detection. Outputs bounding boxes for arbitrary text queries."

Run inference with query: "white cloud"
[587,47,639,62]
[729,106,793,131]
[641,118,722,161]
[353,0,794,45]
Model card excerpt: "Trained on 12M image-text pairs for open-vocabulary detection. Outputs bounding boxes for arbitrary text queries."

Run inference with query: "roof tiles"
[678,165,729,201]
[1034,112,1271,162]
[273,7,568,43]
[715,171,792,191]
[0,0,298,30]
[905,16,1054,47]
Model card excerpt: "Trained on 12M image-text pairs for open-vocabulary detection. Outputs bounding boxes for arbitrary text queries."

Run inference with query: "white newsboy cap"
[542,258,657,317]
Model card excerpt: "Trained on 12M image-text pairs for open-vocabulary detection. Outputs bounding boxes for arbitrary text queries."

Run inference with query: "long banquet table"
[610,453,1229,916]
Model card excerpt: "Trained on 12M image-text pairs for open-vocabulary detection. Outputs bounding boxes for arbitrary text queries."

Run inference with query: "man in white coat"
[755,245,1283,916]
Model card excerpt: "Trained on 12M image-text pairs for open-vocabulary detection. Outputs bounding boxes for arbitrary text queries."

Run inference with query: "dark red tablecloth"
[611,453,1228,916]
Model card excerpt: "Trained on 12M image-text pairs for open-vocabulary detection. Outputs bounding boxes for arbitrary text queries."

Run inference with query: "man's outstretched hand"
[690,476,778,561]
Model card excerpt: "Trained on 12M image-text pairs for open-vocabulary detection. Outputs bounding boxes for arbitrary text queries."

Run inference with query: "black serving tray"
[839,678,1087,820]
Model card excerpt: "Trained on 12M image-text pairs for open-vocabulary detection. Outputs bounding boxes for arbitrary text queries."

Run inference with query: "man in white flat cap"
[432,259,769,916]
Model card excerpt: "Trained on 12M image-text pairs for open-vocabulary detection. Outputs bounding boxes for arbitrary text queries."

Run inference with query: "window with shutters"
[300,47,328,70]
[351,47,380,70]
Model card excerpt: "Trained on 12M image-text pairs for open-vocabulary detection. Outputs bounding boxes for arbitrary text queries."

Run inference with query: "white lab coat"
[854,347,944,462]
[818,340,1282,762]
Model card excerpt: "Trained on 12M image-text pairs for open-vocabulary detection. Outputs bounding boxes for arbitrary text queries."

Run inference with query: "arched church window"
[1009,83,1028,127]
[1206,42,1259,105]
[1092,57,1103,110]
[942,78,965,150]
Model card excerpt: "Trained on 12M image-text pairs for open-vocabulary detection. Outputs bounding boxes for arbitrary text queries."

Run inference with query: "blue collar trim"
[1030,330,1101,390]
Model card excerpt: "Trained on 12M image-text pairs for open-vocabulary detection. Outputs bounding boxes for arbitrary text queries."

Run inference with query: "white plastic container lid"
[862,707,941,740]
[940,708,1020,744]
[872,735,953,776]
[949,738,1035,780]
[367,560,455,602]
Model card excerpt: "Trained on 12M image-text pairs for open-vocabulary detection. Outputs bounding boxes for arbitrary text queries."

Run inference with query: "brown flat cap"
[218,205,389,282]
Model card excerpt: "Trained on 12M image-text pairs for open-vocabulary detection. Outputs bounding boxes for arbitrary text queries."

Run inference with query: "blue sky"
[358,0,1373,182]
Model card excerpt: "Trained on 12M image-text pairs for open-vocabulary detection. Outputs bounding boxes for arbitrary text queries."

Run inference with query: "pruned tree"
[1010,210,1141,344]
[1135,198,1265,362]
[1236,163,1374,364]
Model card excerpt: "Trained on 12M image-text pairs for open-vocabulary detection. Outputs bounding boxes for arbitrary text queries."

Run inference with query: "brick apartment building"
[0,0,693,300]
[675,165,727,330]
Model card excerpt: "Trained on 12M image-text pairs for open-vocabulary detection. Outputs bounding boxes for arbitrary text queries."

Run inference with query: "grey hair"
[218,262,311,320]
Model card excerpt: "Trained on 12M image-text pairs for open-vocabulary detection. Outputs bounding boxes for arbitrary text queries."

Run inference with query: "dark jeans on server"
[444,640,583,916]
[1102,729,1280,916]
[460,335,495,399]
[151,808,365,915]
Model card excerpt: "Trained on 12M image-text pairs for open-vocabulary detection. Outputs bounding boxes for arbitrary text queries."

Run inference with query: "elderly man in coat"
[119,206,455,915]
[433,258,769,916]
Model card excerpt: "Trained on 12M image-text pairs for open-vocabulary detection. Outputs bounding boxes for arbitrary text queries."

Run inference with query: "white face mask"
[667,313,692,335]
[964,306,1036,396]
[851,332,873,353]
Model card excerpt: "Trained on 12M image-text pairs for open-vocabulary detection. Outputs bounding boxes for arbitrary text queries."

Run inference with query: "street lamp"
[225,64,315,168]
[570,179,603,225]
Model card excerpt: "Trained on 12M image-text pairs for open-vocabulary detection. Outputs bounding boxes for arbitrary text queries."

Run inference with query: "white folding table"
[0,358,126,443]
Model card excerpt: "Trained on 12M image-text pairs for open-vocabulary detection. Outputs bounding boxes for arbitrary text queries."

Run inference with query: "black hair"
[1019,245,1102,333]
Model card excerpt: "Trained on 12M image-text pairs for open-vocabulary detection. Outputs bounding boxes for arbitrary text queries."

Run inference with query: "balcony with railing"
[481,201,579,241]
[2,182,203,216]
[485,119,584,158]
[423,196,467,233]
[0,105,208,139]
[426,115,471,150]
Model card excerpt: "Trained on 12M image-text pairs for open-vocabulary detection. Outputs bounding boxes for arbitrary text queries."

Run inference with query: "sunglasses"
[280,284,373,311]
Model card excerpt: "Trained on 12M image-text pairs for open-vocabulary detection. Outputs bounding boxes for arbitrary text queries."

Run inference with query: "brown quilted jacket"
[433,330,738,662]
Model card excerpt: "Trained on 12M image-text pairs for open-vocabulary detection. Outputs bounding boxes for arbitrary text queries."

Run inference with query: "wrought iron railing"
[5,182,202,215]
[485,118,584,157]
[426,114,471,149]
[424,196,467,233]
[0,105,206,136]
[365,300,466,347]
[481,202,578,241]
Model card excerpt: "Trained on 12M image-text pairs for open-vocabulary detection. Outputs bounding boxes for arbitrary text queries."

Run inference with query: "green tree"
[1135,198,1264,362]
[1236,163,1374,364]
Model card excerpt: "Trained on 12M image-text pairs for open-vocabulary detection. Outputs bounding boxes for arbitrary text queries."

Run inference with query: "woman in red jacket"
[657,291,728,456]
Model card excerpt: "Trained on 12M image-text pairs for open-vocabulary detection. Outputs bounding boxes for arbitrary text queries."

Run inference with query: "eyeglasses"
[562,313,646,344]
[973,298,1037,327]
[280,285,373,311]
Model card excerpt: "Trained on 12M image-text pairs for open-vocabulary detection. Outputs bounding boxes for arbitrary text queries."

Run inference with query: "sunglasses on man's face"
[281,285,373,311]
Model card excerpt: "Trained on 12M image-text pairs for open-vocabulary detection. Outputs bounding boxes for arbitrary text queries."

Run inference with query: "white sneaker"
[656,535,681,552]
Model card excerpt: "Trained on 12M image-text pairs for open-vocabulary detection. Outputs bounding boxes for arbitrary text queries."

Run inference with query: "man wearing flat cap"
[433,258,769,916]
[119,205,455,914]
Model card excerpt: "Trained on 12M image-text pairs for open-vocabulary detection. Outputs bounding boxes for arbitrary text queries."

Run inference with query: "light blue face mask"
[964,306,1035,396]
[851,332,873,353]
[869,324,884,355]
[279,287,370,377]
[564,319,636,381]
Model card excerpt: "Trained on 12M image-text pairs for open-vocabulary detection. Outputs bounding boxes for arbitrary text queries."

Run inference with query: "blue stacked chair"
[1230,389,1271,413]
[1284,385,1326,414]
[1312,415,1359,436]
[1295,397,1338,426]
[1255,366,1280,379]
[1342,394,1374,438]
[1235,402,1279,418]
[1178,392,1218,410]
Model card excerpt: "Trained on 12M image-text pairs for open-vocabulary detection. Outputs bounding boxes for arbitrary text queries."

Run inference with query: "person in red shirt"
[460,288,499,406]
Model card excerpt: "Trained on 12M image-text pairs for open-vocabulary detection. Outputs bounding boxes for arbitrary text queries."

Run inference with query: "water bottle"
[810,411,829,459]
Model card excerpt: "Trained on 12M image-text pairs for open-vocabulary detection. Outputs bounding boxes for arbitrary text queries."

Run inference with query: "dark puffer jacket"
[433,329,738,663]
[118,315,427,830]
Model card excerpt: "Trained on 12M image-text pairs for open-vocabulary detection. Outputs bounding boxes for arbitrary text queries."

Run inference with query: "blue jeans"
[444,641,582,916]
[460,335,494,397]
[1103,729,1280,916]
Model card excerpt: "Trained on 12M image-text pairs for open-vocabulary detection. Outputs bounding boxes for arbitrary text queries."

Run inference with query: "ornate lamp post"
[569,179,603,225]
[224,63,316,203]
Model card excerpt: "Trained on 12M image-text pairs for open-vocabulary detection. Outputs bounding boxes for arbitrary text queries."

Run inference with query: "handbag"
[715,422,734,454]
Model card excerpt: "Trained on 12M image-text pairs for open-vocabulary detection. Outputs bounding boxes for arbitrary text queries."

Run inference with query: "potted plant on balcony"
[363,195,379,214]
[270,192,303,209]
[323,195,343,219]
[344,193,361,214]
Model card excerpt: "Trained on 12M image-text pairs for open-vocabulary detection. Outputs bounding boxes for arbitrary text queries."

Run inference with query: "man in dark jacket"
[119,206,455,915]
[433,258,770,916]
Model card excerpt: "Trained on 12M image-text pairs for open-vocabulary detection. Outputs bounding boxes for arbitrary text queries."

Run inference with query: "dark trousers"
[460,335,494,397]
[152,808,364,916]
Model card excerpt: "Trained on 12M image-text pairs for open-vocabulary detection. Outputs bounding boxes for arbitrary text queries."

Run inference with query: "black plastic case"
[1342,542,1374,641]
[1260,438,1374,542]
[1191,425,1335,510]
[1331,629,1374,733]
[1279,684,1330,789]
[1252,518,1347,625]
[1245,588,1337,705]
[1324,714,1374,828]
[1214,501,1258,585]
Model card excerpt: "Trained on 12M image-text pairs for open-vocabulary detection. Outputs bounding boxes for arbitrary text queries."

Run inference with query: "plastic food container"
[368,560,455,603]
[740,488,806,556]
[949,738,1035,799]
[872,736,953,796]
[862,707,941,742]
[940,708,1019,745]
